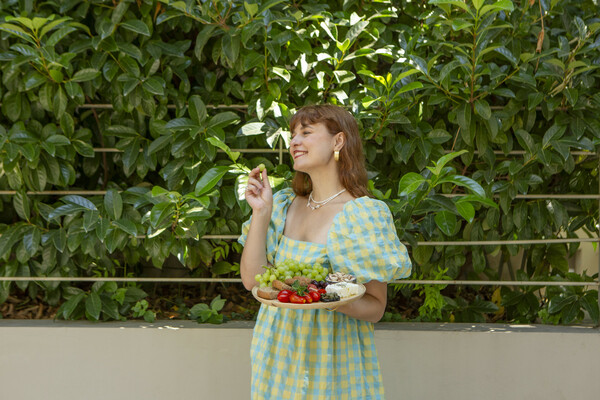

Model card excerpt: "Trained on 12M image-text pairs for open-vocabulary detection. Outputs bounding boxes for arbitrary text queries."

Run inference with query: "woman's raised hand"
[245,166,272,214]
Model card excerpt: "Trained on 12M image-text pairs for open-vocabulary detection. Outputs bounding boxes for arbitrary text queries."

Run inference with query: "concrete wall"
[1,321,598,400]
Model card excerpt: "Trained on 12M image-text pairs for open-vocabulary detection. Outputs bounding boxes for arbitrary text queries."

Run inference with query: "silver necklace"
[307,189,347,210]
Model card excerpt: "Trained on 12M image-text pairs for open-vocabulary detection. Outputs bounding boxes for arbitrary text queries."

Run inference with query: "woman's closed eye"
[292,131,311,139]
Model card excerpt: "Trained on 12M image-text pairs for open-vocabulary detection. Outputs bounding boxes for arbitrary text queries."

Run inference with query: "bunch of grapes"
[254,259,330,287]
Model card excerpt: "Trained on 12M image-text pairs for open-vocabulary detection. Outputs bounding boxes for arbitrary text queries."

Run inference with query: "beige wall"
[1,321,598,400]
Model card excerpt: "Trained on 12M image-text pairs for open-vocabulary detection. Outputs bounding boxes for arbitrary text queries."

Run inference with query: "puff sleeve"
[326,198,411,284]
[237,187,295,265]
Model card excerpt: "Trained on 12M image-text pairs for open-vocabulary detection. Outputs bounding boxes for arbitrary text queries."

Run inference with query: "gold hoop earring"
[334,150,339,161]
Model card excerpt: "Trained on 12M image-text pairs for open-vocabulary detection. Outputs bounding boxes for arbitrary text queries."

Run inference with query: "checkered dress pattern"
[239,188,412,399]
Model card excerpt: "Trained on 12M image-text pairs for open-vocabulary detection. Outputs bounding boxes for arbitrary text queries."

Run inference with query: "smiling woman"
[289,105,371,200]
[239,104,412,399]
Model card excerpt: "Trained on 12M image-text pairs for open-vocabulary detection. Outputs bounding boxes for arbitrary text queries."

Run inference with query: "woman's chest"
[283,199,345,245]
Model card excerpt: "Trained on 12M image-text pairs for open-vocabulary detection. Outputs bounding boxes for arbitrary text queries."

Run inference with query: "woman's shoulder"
[329,196,391,234]
[271,187,296,219]
[273,187,295,203]
[342,196,391,217]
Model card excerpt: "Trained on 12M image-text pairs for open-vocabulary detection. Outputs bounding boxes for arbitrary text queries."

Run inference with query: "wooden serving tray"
[251,284,366,310]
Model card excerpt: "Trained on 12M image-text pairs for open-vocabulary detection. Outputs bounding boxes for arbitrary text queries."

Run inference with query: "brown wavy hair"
[289,104,371,198]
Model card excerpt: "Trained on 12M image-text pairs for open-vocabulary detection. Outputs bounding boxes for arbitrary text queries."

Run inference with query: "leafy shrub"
[0,0,599,324]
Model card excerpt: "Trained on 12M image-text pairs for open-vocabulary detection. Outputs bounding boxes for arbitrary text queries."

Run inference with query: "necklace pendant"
[307,188,347,211]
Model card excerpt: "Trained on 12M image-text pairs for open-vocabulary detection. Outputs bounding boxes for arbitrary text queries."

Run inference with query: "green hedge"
[0,0,599,324]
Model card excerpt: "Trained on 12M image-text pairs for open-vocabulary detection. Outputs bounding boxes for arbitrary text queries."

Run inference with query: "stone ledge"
[1,319,598,333]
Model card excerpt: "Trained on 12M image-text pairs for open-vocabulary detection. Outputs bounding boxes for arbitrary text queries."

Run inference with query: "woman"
[239,104,411,399]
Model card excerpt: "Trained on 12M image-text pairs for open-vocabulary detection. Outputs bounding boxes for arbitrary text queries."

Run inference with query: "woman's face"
[289,122,338,173]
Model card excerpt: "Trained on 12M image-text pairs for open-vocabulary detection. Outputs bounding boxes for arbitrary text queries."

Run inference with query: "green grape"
[275,258,334,282]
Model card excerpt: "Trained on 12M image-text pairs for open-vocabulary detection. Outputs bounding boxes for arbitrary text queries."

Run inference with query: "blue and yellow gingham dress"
[239,188,411,399]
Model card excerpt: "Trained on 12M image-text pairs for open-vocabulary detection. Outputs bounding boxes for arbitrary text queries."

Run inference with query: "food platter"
[251,284,366,310]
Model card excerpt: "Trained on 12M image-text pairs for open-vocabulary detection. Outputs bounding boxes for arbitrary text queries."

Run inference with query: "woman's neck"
[308,168,345,201]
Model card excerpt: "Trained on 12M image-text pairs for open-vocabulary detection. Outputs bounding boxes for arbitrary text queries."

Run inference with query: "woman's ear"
[334,131,346,150]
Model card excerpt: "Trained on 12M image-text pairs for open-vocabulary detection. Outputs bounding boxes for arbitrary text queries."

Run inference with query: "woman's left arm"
[334,280,387,323]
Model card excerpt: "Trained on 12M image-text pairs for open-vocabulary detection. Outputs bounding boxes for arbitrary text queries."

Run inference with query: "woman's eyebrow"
[292,125,313,136]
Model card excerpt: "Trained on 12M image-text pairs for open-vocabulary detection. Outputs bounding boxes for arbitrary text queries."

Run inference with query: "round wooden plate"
[251,284,366,309]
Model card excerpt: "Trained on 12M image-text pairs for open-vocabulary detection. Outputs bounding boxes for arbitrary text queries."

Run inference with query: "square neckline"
[280,190,367,247]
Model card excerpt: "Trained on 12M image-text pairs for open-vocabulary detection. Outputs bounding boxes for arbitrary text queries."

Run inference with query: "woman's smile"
[293,150,307,159]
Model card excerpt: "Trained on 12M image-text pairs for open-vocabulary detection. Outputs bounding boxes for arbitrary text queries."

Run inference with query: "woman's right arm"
[240,167,273,291]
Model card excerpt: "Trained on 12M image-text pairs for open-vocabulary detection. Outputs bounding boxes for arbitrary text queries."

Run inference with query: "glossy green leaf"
[195,166,231,196]
[53,86,67,118]
[165,118,197,130]
[113,219,138,237]
[148,135,172,155]
[142,76,165,95]
[62,195,97,211]
[515,129,536,154]
[238,122,269,136]
[542,124,566,148]
[23,227,41,256]
[429,0,472,14]
[188,95,207,124]
[437,175,485,197]
[208,112,240,129]
[431,150,468,177]
[149,202,173,228]
[206,137,240,162]
[455,201,475,223]
[548,294,578,314]
[48,204,87,219]
[120,19,150,36]
[474,99,491,119]
[398,172,427,196]
[104,189,123,220]
[86,292,102,321]
[59,292,85,319]
[194,25,217,61]
[73,140,95,157]
[434,211,457,236]
[581,293,599,324]
[493,46,518,66]
[13,190,30,220]
[413,245,433,266]
[72,69,100,82]
[480,0,515,16]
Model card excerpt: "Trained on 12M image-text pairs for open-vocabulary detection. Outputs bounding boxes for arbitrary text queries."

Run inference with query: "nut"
[326,272,356,283]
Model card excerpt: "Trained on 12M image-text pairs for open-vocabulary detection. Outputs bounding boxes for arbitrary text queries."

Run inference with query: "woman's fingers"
[245,166,272,210]
[246,182,261,195]
[248,167,262,181]
[247,176,263,189]
[261,169,270,188]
